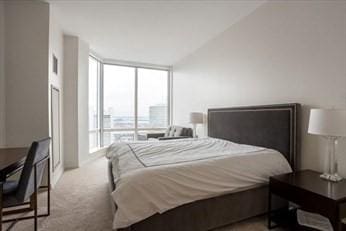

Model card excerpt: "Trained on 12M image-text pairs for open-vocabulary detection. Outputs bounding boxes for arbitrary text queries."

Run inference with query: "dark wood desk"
[0,147,28,181]
[269,170,346,231]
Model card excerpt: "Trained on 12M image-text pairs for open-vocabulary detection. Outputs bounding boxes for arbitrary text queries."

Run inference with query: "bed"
[107,103,300,231]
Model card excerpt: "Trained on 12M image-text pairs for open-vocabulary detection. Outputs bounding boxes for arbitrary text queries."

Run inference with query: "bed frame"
[109,103,300,231]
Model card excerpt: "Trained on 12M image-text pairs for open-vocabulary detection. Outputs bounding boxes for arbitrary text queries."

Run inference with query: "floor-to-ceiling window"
[137,68,169,139]
[103,65,136,145]
[89,56,171,151]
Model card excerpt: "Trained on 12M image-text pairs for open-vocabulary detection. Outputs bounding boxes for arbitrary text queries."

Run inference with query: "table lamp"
[308,108,346,182]
[189,112,203,138]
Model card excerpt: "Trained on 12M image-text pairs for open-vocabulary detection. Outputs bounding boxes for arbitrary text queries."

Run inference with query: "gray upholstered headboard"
[208,103,300,171]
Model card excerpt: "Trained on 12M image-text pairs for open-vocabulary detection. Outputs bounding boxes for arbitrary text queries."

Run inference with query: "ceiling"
[49,1,265,66]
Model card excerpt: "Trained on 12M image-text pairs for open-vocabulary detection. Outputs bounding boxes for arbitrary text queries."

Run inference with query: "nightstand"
[268,170,346,231]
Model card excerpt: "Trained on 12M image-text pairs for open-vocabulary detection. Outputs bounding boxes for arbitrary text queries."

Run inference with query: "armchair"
[146,126,193,141]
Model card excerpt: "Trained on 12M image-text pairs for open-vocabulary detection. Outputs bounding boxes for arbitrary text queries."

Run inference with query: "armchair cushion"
[165,126,193,137]
[1,180,21,207]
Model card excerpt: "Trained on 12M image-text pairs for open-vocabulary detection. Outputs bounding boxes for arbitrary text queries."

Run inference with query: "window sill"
[89,146,108,155]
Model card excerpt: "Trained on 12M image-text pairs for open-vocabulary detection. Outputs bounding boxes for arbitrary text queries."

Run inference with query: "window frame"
[89,55,172,150]
[88,55,101,151]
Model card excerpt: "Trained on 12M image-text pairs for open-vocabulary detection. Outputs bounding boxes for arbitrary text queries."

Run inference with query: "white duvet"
[106,137,292,229]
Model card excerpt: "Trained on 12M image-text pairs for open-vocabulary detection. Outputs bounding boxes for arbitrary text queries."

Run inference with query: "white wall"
[4,1,50,147]
[173,1,346,175]
[0,1,5,147]
[63,36,79,168]
[49,5,65,185]
[63,35,89,168]
[77,39,90,165]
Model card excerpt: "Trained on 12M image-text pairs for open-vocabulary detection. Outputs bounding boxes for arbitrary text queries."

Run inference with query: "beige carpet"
[4,157,279,231]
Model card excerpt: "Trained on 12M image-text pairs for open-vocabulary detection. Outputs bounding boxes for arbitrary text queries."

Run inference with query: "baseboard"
[51,165,64,188]
[80,147,107,167]
[62,147,107,172]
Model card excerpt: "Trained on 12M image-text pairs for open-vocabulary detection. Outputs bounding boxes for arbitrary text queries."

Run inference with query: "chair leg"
[0,205,2,230]
[34,193,37,231]
[47,157,50,216]
[0,183,3,231]
[34,165,38,231]
[30,195,35,210]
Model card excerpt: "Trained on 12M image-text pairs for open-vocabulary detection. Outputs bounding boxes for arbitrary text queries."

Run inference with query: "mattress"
[106,137,292,229]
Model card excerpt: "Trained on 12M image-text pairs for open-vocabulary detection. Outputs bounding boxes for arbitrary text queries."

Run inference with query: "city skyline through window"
[89,56,171,150]
[103,65,135,128]
[138,68,168,128]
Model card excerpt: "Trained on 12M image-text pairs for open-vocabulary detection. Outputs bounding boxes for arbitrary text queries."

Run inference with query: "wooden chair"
[0,138,51,231]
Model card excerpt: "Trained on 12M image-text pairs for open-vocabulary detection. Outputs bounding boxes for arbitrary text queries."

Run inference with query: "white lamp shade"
[189,112,203,124]
[308,109,346,137]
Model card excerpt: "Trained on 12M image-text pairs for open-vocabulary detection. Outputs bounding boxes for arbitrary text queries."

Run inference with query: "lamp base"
[320,173,343,182]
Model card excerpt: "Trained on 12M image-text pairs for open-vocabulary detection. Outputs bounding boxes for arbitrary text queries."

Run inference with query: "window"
[137,68,169,140]
[89,56,171,151]
[88,56,101,150]
[138,68,168,128]
[103,64,169,144]
[103,65,135,145]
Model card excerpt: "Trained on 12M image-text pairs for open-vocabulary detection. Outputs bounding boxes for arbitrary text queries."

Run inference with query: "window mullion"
[134,67,138,140]
[97,61,100,148]
[100,62,104,147]
[167,69,171,126]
